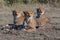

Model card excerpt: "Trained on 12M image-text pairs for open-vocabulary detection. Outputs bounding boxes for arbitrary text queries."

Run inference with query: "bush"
[22,0,29,4]
[4,0,19,5]
[4,0,29,5]
[37,0,48,4]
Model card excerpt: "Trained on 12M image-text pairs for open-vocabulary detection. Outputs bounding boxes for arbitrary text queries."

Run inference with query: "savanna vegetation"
[4,0,60,5]
[0,0,60,7]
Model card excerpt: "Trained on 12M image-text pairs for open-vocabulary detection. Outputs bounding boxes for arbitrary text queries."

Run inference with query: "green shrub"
[37,0,48,4]
[22,0,29,4]
[4,0,19,5]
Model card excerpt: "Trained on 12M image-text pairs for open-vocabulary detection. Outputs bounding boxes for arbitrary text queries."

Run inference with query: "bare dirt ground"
[0,4,60,40]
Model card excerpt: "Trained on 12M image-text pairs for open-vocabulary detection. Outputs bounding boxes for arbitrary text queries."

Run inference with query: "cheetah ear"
[37,8,39,11]
[23,11,27,15]
[12,10,17,16]
[23,11,28,15]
